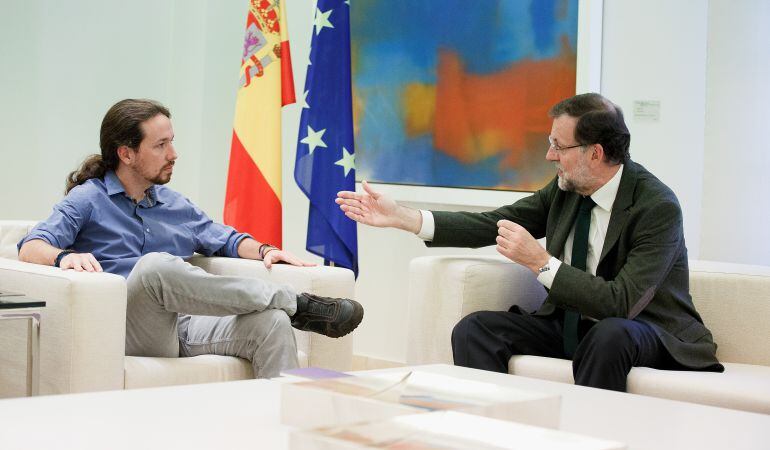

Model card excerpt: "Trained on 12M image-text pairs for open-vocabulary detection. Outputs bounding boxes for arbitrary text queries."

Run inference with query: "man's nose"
[167,144,178,161]
[545,146,558,161]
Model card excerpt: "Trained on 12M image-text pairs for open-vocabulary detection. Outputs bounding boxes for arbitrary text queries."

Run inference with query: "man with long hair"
[18,99,363,378]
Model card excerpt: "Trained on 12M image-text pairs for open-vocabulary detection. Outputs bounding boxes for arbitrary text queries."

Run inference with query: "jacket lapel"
[547,193,581,258]
[599,162,637,263]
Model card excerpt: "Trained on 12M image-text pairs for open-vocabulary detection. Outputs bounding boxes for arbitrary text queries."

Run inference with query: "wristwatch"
[537,262,551,274]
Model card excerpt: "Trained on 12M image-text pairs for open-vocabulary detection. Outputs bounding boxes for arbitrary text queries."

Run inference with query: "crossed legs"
[125,252,299,378]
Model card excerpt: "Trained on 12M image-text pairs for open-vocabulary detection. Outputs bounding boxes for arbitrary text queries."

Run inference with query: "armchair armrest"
[188,256,355,371]
[0,258,127,397]
[406,255,547,365]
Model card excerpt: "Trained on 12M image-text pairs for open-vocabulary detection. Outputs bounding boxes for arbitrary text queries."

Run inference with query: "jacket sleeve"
[427,178,557,248]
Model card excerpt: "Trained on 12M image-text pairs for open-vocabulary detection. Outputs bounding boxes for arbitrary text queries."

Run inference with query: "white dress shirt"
[417,165,624,289]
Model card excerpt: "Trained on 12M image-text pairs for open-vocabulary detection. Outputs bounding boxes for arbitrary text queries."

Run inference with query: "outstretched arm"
[335,181,423,233]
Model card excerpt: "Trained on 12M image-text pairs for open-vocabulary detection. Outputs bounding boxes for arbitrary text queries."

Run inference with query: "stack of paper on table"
[281,369,560,430]
[290,410,626,450]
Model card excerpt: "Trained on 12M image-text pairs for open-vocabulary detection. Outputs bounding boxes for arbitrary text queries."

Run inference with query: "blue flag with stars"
[294,0,358,276]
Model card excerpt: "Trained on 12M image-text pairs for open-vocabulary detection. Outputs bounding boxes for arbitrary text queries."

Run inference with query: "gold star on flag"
[300,126,327,155]
[335,147,355,177]
[314,8,334,35]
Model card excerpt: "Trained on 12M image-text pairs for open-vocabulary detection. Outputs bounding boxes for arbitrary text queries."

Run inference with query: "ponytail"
[65,154,108,194]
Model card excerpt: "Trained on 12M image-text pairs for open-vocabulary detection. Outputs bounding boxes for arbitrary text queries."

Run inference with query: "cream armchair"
[406,254,770,414]
[0,221,354,397]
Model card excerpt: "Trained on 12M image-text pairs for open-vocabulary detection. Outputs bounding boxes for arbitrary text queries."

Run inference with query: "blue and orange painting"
[351,0,579,191]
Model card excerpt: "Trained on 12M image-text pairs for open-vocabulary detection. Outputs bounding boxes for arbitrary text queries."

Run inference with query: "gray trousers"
[125,252,300,378]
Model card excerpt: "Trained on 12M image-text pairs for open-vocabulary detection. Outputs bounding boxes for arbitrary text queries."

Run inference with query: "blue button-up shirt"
[18,171,250,278]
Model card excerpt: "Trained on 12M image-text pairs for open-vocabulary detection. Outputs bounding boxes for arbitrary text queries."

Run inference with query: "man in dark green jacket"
[336,93,722,392]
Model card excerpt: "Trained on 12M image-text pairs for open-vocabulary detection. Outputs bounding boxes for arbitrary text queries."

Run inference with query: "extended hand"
[263,249,316,269]
[495,220,550,273]
[60,252,103,272]
[336,180,410,230]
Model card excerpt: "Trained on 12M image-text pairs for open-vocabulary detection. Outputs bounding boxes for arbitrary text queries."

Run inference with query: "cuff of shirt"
[416,210,435,241]
[224,233,252,258]
[536,256,562,289]
[17,230,59,254]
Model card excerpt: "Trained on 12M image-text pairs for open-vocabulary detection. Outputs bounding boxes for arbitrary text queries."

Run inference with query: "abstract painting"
[350,0,579,191]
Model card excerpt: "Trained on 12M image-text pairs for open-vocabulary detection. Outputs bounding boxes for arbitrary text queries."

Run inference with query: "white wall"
[1,0,768,364]
[1,0,174,217]
[699,0,770,265]
[0,0,245,220]
[601,0,708,259]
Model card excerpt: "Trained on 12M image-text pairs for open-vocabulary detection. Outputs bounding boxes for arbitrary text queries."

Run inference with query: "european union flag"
[294,0,358,276]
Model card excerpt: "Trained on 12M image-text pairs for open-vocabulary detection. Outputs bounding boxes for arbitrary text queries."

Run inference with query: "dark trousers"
[451,308,680,392]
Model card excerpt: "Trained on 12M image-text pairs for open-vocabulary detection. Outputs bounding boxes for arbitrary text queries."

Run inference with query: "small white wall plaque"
[633,100,661,122]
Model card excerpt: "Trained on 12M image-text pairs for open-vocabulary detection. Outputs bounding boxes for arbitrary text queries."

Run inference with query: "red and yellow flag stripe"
[224,0,295,248]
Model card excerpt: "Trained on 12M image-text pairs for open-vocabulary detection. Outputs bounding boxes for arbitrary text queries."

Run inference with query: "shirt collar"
[104,170,126,196]
[104,170,164,206]
[590,164,624,212]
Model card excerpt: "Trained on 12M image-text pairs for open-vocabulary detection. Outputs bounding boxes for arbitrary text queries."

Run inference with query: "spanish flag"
[224,0,295,248]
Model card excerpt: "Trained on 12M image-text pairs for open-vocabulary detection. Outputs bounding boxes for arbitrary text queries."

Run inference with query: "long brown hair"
[65,99,171,194]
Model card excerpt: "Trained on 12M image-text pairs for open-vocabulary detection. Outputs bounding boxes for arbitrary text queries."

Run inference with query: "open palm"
[335,181,401,228]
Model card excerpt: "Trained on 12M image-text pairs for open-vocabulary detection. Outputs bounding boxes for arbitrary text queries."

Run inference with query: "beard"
[149,172,172,185]
[137,163,174,185]
[557,174,576,192]
[556,162,591,194]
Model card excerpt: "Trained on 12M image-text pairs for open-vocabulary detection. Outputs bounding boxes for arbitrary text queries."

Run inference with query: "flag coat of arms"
[225,0,295,248]
[295,0,358,275]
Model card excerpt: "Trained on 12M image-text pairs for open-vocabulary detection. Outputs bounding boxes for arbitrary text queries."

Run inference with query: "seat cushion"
[124,350,310,389]
[626,362,770,414]
[124,355,254,389]
[508,355,574,384]
[508,355,770,414]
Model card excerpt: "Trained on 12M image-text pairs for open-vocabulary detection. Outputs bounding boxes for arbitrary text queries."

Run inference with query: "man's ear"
[116,145,134,165]
[591,143,605,162]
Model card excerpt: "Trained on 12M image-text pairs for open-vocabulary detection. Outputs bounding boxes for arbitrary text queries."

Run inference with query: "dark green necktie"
[563,195,596,358]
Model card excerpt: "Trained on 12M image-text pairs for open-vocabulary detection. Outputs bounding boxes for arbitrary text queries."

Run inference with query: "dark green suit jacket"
[428,160,722,370]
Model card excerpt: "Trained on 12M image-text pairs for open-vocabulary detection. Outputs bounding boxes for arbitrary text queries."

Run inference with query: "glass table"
[0,292,46,396]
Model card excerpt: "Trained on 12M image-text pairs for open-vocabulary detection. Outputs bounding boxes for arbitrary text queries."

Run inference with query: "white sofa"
[406,254,770,414]
[0,220,354,398]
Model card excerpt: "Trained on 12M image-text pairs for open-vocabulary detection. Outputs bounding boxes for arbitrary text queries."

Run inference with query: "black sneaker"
[291,293,364,338]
